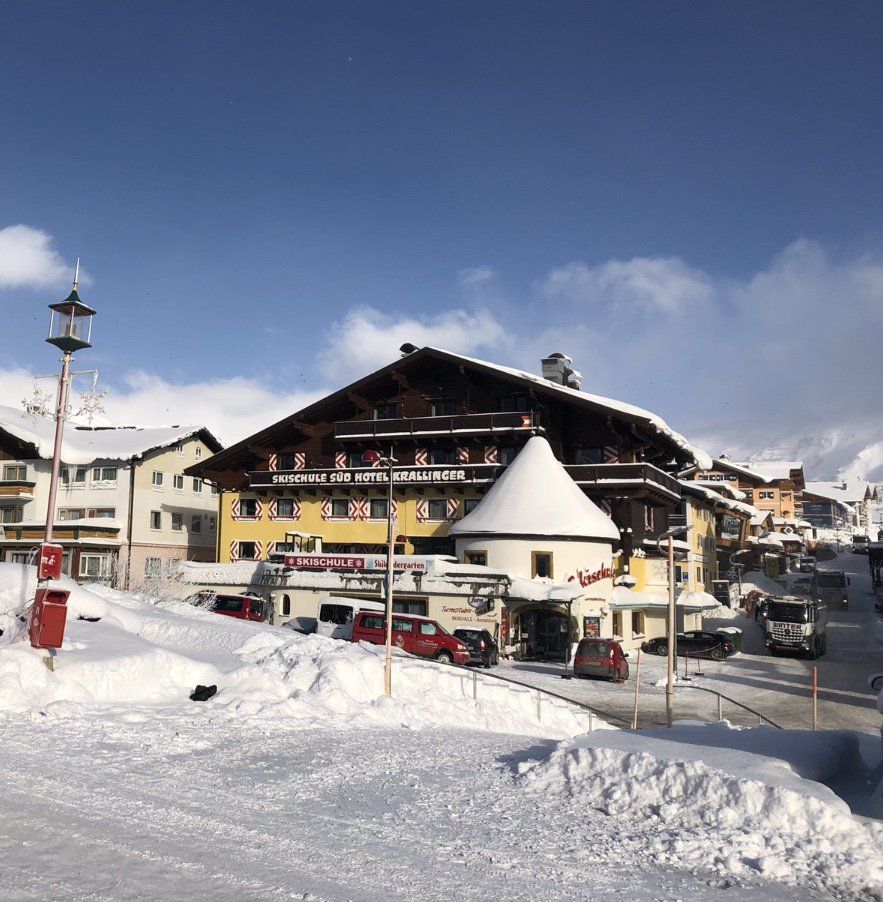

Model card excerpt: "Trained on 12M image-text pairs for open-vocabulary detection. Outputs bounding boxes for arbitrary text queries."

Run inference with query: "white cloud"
[541,256,713,314]
[0,225,85,291]
[316,306,507,384]
[457,266,496,287]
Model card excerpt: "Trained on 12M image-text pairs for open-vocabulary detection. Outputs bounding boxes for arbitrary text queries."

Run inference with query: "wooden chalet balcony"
[0,481,36,502]
[334,411,542,441]
[564,463,681,503]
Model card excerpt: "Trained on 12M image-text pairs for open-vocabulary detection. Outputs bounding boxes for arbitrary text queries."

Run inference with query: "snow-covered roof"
[429,348,710,469]
[693,480,746,500]
[0,405,222,465]
[679,481,756,518]
[731,460,804,483]
[804,481,869,505]
[609,586,718,612]
[449,436,620,542]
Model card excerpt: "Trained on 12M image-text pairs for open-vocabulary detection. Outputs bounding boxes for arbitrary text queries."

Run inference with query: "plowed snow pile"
[0,563,594,738]
[518,735,883,899]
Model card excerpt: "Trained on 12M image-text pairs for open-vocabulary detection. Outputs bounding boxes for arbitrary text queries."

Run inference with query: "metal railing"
[675,683,783,728]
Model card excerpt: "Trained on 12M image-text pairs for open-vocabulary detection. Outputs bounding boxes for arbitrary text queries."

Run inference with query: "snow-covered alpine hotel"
[187,346,763,656]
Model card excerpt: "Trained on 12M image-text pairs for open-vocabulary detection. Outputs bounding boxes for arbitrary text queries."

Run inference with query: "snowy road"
[503,551,883,738]
[0,716,815,902]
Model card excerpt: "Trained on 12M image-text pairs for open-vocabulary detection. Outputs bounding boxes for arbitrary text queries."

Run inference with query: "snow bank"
[518,724,883,897]
[0,564,595,739]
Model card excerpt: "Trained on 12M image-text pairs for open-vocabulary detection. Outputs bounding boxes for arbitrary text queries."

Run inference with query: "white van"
[316,596,386,641]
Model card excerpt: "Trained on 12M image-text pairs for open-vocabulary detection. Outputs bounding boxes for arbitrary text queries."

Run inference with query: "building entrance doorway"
[516,608,568,660]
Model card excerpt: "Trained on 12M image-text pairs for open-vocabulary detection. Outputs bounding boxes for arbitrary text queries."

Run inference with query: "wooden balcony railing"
[564,463,681,501]
[334,411,541,440]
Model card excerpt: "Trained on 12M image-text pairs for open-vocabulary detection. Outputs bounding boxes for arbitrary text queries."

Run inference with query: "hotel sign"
[249,466,492,488]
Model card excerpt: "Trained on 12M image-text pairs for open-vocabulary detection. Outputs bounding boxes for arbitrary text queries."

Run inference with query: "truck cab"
[814,569,850,608]
[765,595,827,659]
[852,534,870,554]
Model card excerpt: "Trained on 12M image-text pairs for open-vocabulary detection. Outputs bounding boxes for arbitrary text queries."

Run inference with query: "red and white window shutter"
[334,451,347,469]
[599,498,613,517]
[351,497,368,521]
[416,498,429,522]
[483,445,500,464]
[603,445,619,464]
[321,497,333,520]
[294,452,306,470]
[447,497,459,520]
[269,453,278,471]
[269,498,301,520]
[456,446,469,464]
[414,448,428,466]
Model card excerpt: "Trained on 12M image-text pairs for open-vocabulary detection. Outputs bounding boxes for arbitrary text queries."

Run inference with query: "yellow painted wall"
[687,499,718,591]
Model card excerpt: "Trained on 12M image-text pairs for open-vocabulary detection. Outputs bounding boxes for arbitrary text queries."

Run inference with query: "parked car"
[453,628,499,667]
[189,592,273,623]
[352,612,470,664]
[791,577,814,597]
[641,631,735,661]
[573,638,629,682]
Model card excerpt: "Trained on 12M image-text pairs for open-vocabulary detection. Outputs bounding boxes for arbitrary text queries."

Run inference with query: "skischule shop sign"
[249,466,484,488]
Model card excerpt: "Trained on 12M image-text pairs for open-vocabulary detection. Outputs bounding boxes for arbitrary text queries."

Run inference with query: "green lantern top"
[47,273,96,353]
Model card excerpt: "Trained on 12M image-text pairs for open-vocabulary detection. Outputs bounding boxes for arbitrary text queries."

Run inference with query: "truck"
[765,596,828,659]
[814,568,850,609]
[852,534,870,554]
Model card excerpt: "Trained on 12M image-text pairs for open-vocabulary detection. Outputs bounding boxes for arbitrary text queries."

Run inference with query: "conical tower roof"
[449,435,620,541]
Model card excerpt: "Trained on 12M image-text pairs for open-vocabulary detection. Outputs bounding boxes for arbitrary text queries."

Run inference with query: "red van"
[352,612,470,665]
[573,638,629,682]
[190,592,271,623]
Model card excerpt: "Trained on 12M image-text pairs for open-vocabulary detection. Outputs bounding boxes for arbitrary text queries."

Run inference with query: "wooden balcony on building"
[565,463,681,503]
[0,481,36,502]
[334,411,542,441]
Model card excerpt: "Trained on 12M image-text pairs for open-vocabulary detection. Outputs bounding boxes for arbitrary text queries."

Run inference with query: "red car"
[352,612,470,664]
[573,638,629,682]
[191,592,271,622]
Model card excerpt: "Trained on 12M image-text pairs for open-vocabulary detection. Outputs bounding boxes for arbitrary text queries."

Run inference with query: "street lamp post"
[362,448,397,696]
[656,524,693,728]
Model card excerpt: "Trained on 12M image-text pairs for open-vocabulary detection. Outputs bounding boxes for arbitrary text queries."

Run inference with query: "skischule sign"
[249,466,492,488]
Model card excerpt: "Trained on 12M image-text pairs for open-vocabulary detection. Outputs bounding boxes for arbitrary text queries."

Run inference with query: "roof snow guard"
[449,435,620,542]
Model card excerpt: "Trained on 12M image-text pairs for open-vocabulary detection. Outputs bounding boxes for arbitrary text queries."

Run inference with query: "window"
[237,541,257,560]
[79,553,113,580]
[173,474,184,490]
[631,611,645,636]
[277,453,295,471]
[152,471,164,488]
[393,599,427,616]
[429,399,456,417]
[612,611,623,638]
[532,552,553,579]
[239,498,258,518]
[195,447,202,460]
[373,403,397,420]
[759,491,775,500]
[61,466,87,486]
[59,508,85,521]
[574,448,604,465]
[192,478,202,493]
[499,445,520,465]
[362,615,384,631]
[392,617,413,633]
[166,559,179,577]
[465,550,487,566]
[418,621,438,636]
[463,498,481,515]
[150,510,161,530]
[369,498,389,520]
[209,516,216,531]
[92,467,117,484]
[498,394,529,412]
[674,564,687,583]
[86,507,116,519]
[191,515,202,533]
[429,448,457,465]
[3,464,26,481]
[330,497,350,518]
[276,498,296,519]
[0,506,22,524]
[145,557,162,579]
[171,512,183,531]
[696,566,703,584]
[280,594,291,617]
[175,443,184,456]
[347,450,370,468]
[427,498,448,520]
[210,482,219,495]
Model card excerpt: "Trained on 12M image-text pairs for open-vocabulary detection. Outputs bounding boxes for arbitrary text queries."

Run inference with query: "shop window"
[373,403,397,420]
[532,552,553,579]
[612,611,623,638]
[330,498,350,518]
[631,610,645,637]
[3,464,26,481]
[393,599,428,616]
[465,550,487,567]
[429,399,457,417]
[369,498,389,520]
[498,394,529,413]
[150,510,161,530]
[171,513,183,531]
[427,498,448,520]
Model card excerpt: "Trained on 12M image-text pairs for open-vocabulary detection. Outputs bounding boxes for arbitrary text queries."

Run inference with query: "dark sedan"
[641,630,735,661]
[453,628,499,667]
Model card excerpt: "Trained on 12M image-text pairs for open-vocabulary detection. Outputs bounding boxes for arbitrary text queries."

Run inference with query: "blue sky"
[1,2,882,477]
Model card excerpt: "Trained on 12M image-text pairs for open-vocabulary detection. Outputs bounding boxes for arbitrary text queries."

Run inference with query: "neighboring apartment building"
[693,457,805,520]
[187,346,709,594]
[0,406,222,585]
[803,480,873,529]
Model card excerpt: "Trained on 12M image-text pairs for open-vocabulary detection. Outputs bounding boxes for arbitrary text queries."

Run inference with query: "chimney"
[541,352,581,389]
